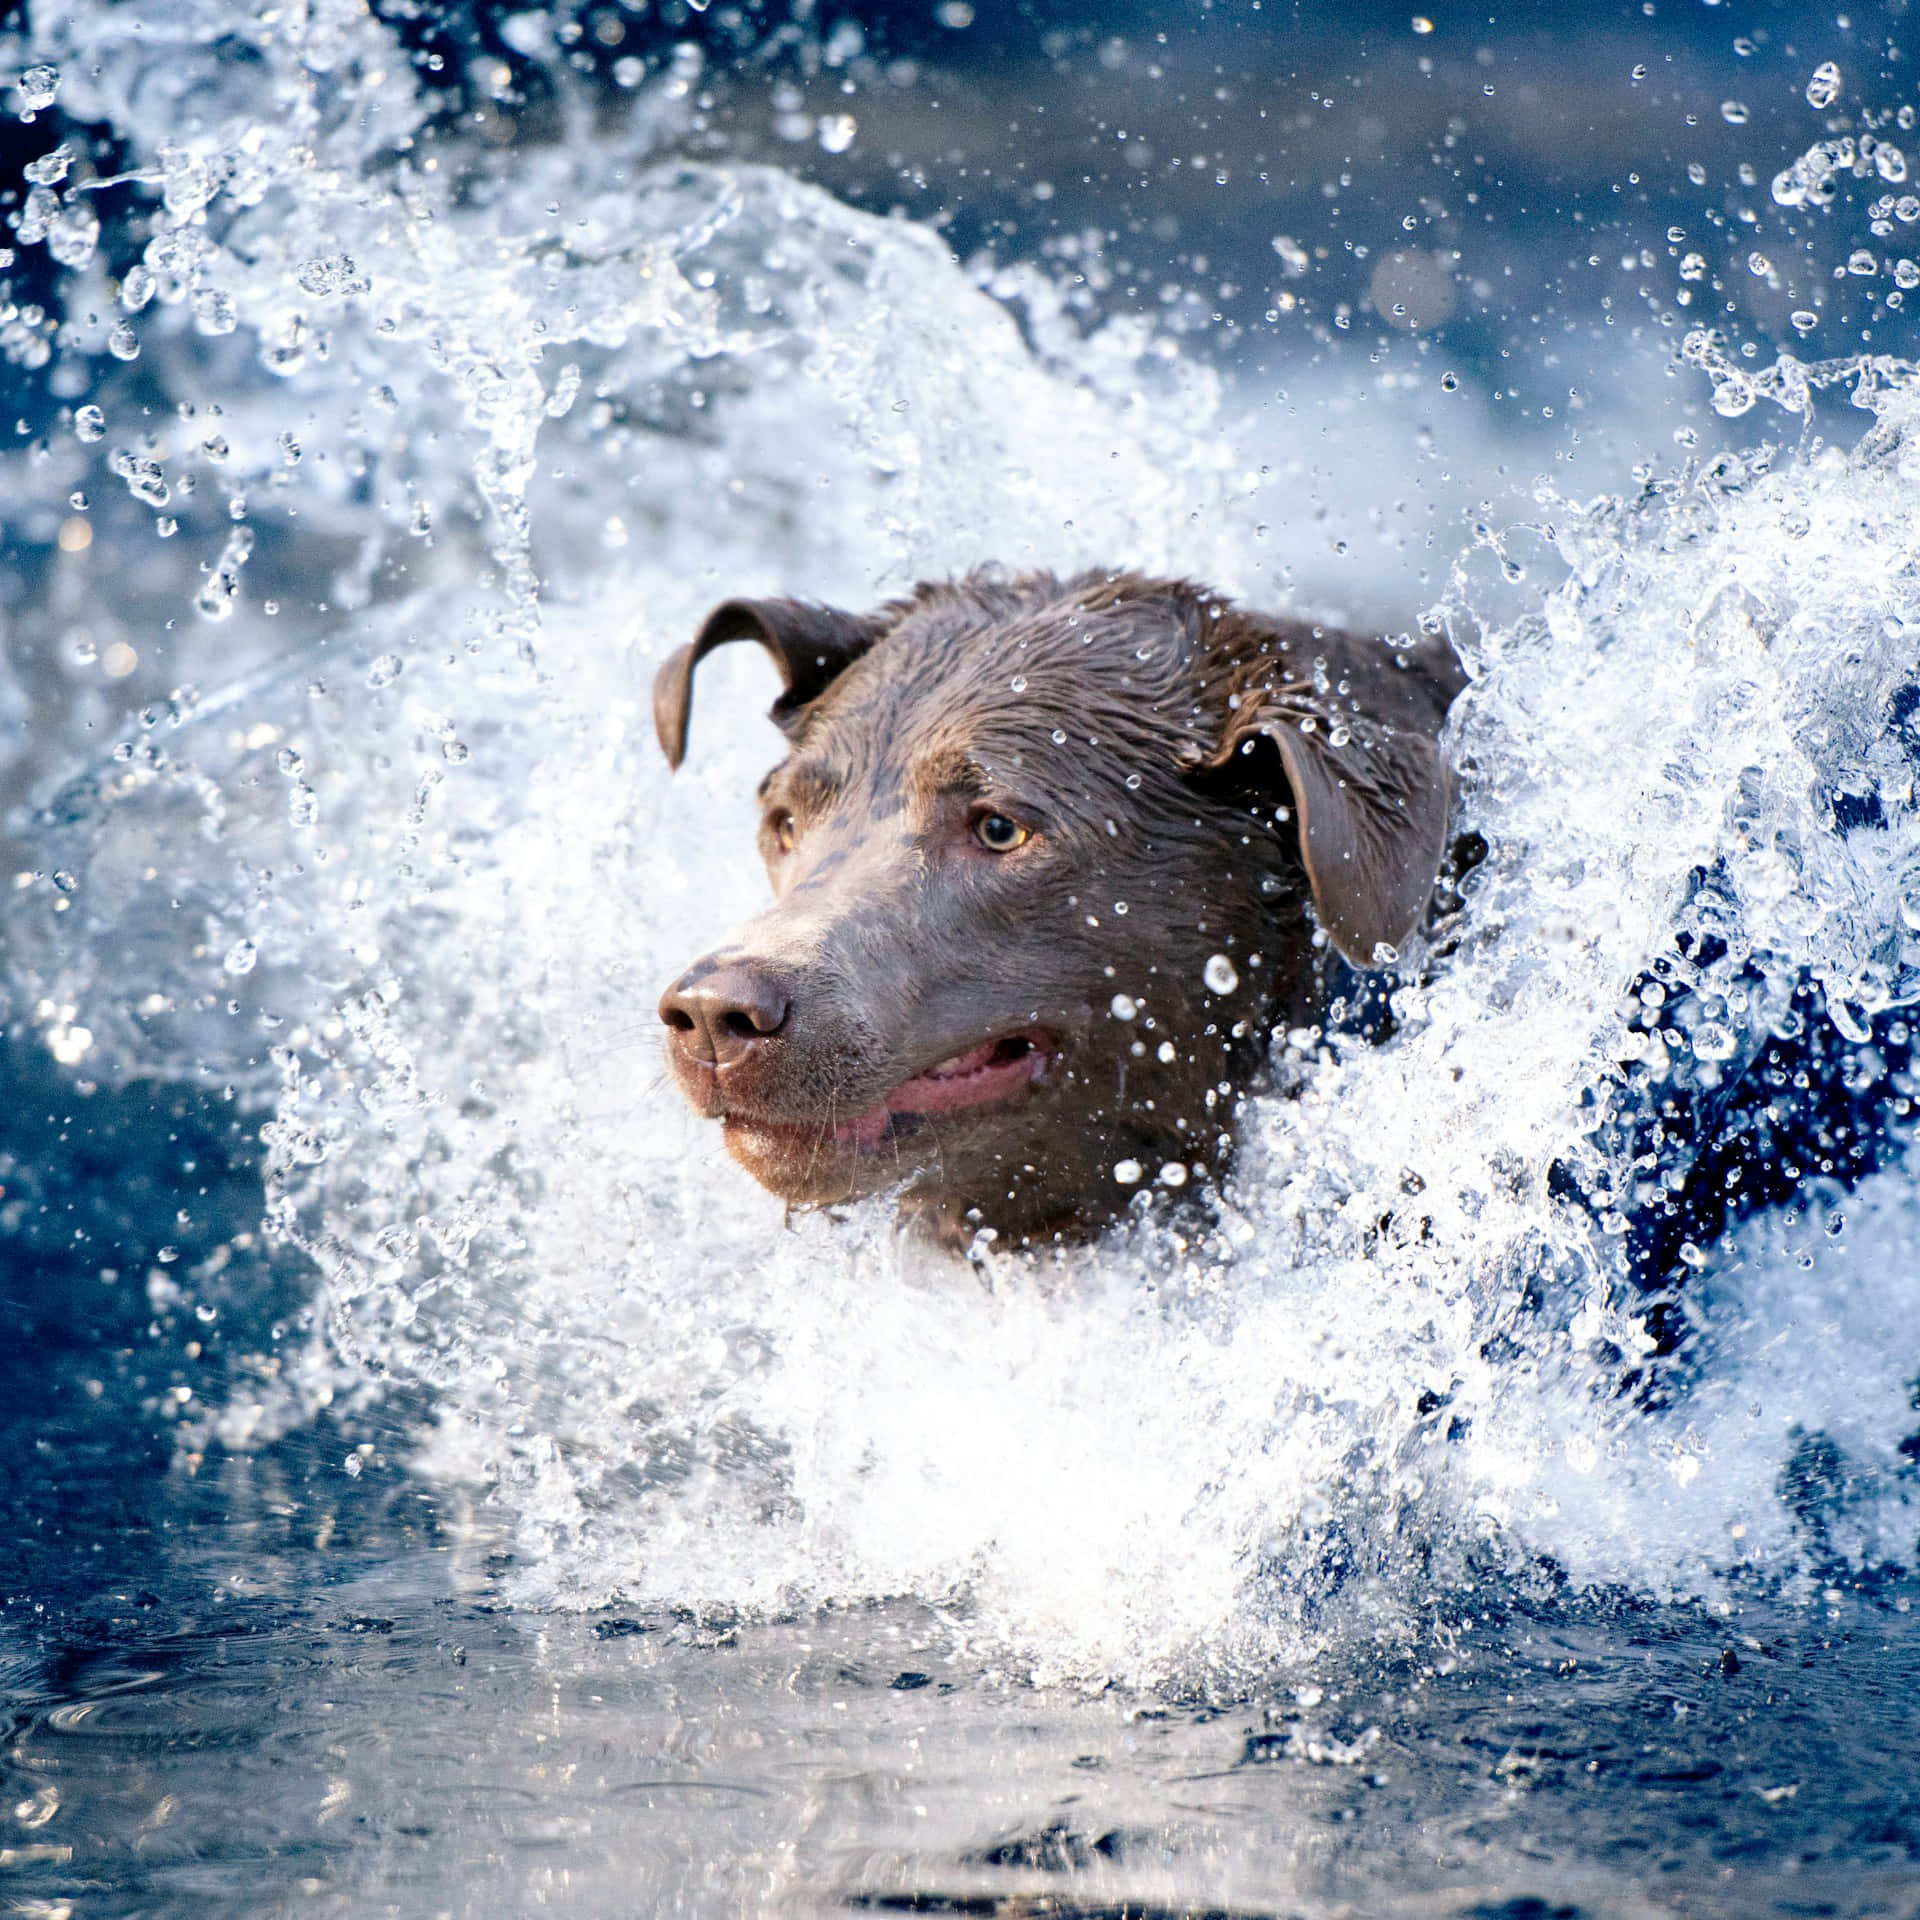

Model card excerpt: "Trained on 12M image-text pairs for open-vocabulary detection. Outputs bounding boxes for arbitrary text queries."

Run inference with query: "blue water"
[6,1,1920,1912]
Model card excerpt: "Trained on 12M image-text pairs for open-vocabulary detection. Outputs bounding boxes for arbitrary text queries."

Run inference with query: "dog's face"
[654,572,1459,1244]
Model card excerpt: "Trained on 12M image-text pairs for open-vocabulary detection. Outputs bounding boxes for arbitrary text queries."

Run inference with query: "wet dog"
[654,570,1464,1245]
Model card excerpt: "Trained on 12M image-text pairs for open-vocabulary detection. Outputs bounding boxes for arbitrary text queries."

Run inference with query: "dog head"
[654,570,1461,1243]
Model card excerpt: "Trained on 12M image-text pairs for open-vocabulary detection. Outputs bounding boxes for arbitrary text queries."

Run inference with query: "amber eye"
[972,811,1030,853]
[766,809,797,854]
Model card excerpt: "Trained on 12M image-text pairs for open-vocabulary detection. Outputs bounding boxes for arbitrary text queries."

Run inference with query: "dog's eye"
[972,811,1030,854]
[766,809,797,854]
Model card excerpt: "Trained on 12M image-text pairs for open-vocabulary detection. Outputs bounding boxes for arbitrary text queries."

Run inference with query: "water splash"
[5,0,1920,1688]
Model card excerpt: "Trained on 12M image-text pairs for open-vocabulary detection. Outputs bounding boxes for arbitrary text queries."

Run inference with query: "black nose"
[659,961,793,1070]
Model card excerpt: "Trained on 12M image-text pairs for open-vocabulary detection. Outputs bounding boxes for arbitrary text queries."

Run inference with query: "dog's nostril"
[660,964,792,1064]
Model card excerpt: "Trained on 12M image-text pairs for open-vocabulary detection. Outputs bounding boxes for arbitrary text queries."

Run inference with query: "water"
[4,0,1920,1911]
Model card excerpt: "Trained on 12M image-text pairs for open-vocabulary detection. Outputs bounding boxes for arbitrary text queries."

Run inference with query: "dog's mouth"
[723,1029,1059,1155]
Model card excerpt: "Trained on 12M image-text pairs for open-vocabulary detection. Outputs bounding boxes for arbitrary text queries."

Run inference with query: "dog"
[653,569,1465,1246]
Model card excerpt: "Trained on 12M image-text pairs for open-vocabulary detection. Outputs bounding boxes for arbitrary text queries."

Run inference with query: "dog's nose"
[659,962,792,1071]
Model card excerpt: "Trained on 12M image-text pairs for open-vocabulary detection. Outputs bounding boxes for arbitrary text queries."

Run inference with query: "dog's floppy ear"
[653,598,884,770]
[1187,629,1458,966]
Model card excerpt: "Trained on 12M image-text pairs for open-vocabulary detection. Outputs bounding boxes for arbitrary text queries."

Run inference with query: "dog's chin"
[718,1030,1061,1206]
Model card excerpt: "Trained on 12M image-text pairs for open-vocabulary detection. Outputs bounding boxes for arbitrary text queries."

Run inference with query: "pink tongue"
[830,1038,1046,1145]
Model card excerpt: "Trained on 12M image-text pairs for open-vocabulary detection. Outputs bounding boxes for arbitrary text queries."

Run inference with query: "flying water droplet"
[13,64,59,119]
[73,404,104,442]
[1112,1159,1142,1185]
[1157,1161,1189,1188]
[1720,100,1750,126]
[223,938,258,976]
[1203,953,1240,995]
[1110,993,1138,1021]
[1691,1021,1737,1061]
[366,653,403,690]
[1806,60,1842,110]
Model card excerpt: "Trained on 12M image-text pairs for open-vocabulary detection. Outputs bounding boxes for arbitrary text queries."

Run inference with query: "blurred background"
[4,0,1914,828]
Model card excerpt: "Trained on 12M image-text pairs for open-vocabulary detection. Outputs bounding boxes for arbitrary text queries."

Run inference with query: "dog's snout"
[659,962,793,1070]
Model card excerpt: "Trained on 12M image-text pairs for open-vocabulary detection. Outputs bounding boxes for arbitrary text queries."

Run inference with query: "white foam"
[7,0,1920,1686]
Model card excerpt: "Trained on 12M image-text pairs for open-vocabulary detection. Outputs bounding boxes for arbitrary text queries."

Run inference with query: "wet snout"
[659,957,793,1090]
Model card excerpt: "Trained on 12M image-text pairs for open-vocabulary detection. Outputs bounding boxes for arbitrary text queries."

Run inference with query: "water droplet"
[1688,162,1709,186]
[1747,250,1773,277]
[1806,59,1842,110]
[1680,251,1708,281]
[276,747,305,776]
[1439,369,1458,391]
[1009,674,1027,693]
[192,287,237,335]
[106,322,140,362]
[1371,941,1401,966]
[1203,953,1240,995]
[1050,728,1068,744]
[1110,993,1138,1021]
[224,938,258,976]
[51,869,77,894]
[109,449,170,508]
[296,251,365,297]
[817,113,857,155]
[1411,15,1433,32]
[1692,1021,1737,1061]
[73,404,104,442]
[442,740,470,764]
[1113,1158,1143,1185]
[1156,1040,1176,1063]
[14,63,59,119]
[23,142,70,186]
[1720,100,1750,126]
[366,653,403,690]
[1157,1161,1189,1188]
[120,262,155,312]
[1790,309,1820,332]
[1112,900,1128,916]
[1848,249,1879,275]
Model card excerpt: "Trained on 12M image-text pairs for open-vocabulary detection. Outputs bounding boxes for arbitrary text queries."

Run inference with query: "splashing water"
[6,0,1920,1689]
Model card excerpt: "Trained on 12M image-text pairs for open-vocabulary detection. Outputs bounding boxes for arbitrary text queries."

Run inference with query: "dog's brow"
[767,760,844,810]
[914,747,992,796]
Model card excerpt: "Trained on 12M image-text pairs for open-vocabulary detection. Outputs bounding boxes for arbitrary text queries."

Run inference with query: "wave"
[3,0,1919,1685]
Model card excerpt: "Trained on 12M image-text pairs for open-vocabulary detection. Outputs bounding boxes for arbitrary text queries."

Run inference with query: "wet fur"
[655,569,1464,1246]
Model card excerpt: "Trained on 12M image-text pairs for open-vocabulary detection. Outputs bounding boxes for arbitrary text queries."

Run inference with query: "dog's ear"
[1186,625,1458,967]
[653,598,884,770]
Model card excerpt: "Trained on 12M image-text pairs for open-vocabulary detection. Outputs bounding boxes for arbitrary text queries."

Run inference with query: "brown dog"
[654,570,1463,1246]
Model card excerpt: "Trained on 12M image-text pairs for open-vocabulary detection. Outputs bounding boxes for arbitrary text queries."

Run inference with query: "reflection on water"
[4,1442,1918,1919]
